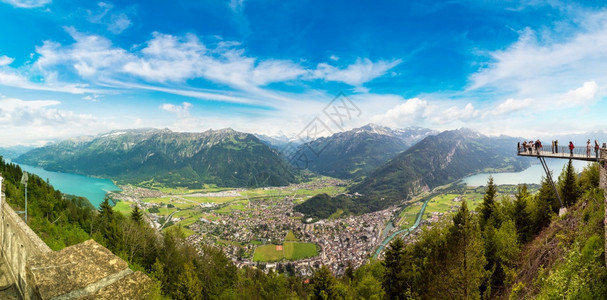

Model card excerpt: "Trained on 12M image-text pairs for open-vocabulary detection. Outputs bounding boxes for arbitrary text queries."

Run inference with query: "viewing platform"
[517,145,605,162]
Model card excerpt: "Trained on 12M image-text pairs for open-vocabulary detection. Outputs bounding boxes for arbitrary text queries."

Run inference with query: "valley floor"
[109,178,536,276]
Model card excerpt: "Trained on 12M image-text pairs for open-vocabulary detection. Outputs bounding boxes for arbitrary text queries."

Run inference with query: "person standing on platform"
[595,140,600,158]
[569,141,575,156]
[551,140,555,153]
[555,140,558,154]
[518,142,521,154]
[586,139,591,157]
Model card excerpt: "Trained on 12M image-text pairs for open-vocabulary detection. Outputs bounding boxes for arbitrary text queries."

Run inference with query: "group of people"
[519,140,544,155]
[517,139,605,158]
[585,139,602,158]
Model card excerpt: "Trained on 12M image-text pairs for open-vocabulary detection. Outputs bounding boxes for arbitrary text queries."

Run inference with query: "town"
[111,179,403,275]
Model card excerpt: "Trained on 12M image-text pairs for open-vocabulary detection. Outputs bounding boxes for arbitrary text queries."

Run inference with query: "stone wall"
[0,192,52,298]
[0,178,152,299]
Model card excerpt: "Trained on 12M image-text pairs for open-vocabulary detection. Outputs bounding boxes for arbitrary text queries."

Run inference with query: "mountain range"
[296,128,530,217]
[15,125,530,214]
[290,124,437,179]
[0,145,34,160]
[15,128,296,188]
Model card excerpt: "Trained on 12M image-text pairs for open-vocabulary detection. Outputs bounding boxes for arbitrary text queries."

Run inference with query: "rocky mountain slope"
[296,128,529,216]
[352,128,528,206]
[292,124,437,179]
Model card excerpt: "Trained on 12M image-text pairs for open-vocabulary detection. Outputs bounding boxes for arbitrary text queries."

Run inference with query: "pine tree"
[98,197,114,219]
[130,205,143,223]
[532,176,557,234]
[558,160,580,207]
[513,185,532,243]
[382,237,407,299]
[176,261,203,300]
[310,265,339,300]
[538,174,559,212]
[480,176,497,228]
[438,201,486,299]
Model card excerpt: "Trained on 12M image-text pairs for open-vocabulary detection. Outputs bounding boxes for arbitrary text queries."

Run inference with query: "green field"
[285,230,298,242]
[253,244,284,262]
[424,193,459,216]
[112,201,133,215]
[284,242,317,260]
[253,242,318,262]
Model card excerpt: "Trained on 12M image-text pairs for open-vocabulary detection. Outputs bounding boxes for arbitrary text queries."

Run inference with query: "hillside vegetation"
[15,128,296,189]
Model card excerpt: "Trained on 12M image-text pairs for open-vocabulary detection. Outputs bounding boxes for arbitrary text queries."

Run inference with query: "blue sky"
[0,0,606,146]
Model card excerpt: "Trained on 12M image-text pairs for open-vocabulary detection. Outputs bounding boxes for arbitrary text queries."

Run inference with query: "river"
[13,162,120,208]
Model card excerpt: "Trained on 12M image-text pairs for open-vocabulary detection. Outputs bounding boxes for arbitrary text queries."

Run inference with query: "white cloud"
[82,94,102,102]
[6,28,402,110]
[1,0,51,8]
[160,102,192,118]
[369,97,483,129]
[250,60,307,85]
[123,32,205,82]
[557,81,599,106]
[0,98,104,146]
[329,55,339,61]
[430,103,479,124]
[87,2,132,34]
[0,55,14,66]
[469,11,607,98]
[492,98,534,115]
[369,97,429,127]
[108,13,131,34]
[312,58,402,86]
[35,27,132,78]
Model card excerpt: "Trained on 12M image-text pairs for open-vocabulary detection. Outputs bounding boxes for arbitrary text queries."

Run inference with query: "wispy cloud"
[9,28,400,107]
[86,2,132,34]
[0,0,51,8]
[311,58,402,87]
[0,69,99,94]
[469,9,607,98]
[160,101,192,118]
[228,0,245,12]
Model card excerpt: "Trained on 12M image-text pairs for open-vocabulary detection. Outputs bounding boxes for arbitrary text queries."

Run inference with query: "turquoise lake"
[15,162,120,208]
[463,159,591,186]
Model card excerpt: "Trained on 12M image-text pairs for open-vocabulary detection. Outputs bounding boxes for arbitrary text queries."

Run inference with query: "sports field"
[253,242,318,262]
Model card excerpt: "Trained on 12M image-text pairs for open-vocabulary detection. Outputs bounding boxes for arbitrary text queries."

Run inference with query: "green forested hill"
[15,128,296,188]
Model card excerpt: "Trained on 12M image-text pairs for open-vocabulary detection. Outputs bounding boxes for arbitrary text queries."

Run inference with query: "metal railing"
[517,144,602,160]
